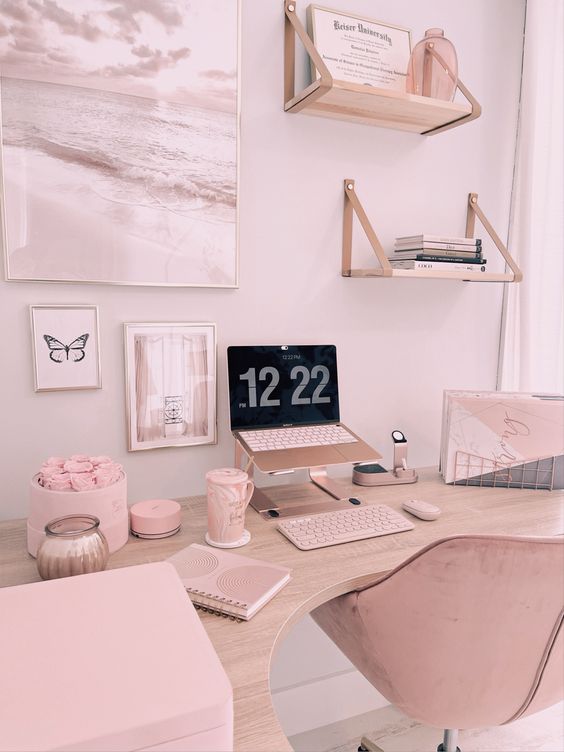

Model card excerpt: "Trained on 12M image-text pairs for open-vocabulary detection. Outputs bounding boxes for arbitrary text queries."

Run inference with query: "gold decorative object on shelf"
[341,180,523,283]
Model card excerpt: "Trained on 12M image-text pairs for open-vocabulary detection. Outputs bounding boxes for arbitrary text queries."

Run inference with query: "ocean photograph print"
[0,0,239,287]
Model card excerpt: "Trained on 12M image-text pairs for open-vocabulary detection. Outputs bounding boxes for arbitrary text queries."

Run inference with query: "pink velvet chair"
[311,535,564,752]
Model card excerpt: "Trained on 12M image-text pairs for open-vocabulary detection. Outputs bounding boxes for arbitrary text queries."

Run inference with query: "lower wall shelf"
[346,268,516,282]
[342,180,523,284]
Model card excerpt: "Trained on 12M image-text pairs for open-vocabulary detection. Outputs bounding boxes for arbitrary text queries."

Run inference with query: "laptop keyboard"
[277,504,414,550]
[238,425,358,452]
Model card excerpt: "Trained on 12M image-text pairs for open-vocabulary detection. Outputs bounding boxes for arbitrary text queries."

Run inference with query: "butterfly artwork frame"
[30,305,101,392]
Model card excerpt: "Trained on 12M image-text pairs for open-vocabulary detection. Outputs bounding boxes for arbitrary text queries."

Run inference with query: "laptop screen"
[227,345,340,429]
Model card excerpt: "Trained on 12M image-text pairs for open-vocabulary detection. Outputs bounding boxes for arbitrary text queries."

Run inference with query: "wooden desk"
[0,469,562,752]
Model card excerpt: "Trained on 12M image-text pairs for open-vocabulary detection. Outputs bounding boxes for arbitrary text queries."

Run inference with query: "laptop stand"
[235,431,418,519]
[235,440,356,519]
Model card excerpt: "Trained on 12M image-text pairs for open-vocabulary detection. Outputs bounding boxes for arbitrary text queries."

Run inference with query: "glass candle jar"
[36,515,109,580]
[406,28,458,101]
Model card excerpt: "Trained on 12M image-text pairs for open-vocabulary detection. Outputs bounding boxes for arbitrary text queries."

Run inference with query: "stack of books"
[388,235,486,272]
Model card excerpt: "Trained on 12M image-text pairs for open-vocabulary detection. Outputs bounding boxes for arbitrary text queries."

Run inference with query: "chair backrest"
[314,535,563,730]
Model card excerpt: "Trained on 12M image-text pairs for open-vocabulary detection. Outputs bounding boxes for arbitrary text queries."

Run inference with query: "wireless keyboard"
[238,424,357,452]
[277,504,415,550]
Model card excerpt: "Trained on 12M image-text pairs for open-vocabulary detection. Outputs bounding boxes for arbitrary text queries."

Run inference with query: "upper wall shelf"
[283,1,481,135]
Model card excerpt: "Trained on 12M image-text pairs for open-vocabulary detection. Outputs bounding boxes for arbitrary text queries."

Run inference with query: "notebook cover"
[167,544,291,620]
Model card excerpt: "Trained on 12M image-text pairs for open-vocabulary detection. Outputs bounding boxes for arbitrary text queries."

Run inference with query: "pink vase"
[27,473,129,557]
[406,28,458,101]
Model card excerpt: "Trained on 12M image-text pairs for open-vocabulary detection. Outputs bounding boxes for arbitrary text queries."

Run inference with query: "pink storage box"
[0,562,233,751]
[27,472,129,556]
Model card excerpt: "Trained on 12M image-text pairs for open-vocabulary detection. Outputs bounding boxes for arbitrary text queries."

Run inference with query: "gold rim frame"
[0,0,241,288]
[306,4,412,89]
[123,321,218,452]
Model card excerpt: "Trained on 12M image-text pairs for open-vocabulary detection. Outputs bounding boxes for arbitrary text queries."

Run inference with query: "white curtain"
[498,0,564,393]
[134,335,165,442]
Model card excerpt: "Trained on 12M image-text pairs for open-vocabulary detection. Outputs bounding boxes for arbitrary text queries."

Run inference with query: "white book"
[395,234,482,246]
[394,242,482,253]
[392,249,483,259]
[389,260,487,272]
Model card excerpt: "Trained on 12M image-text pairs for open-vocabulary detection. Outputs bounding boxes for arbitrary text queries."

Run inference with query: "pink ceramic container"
[27,472,129,556]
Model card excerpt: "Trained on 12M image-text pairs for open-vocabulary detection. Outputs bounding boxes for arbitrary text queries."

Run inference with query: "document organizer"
[453,452,563,491]
[440,390,564,490]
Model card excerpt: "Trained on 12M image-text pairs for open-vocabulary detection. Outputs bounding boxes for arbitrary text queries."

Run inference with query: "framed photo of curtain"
[0,1,239,287]
[124,322,216,451]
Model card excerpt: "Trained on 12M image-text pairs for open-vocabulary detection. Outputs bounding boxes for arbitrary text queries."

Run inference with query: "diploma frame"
[307,4,411,91]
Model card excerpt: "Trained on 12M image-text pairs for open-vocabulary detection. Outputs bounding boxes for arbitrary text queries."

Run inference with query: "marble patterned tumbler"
[205,468,254,547]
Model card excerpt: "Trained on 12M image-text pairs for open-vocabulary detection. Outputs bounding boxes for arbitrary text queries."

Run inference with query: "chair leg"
[437,728,461,752]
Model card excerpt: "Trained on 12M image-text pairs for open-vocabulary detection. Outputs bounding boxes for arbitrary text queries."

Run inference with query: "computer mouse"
[267,509,280,518]
[348,497,362,505]
[402,499,441,521]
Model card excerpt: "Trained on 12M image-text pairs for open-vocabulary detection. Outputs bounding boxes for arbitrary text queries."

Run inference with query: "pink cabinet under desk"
[0,562,233,751]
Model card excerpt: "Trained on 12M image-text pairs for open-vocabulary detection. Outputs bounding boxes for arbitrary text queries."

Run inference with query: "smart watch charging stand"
[352,463,418,487]
[353,430,418,487]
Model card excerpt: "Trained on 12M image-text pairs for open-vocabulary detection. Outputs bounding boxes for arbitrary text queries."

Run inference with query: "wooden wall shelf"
[284,1,481,135]
[342,180,523,283]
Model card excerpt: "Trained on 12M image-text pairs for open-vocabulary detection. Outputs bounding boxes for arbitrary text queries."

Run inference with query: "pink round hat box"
[27,473,129,557]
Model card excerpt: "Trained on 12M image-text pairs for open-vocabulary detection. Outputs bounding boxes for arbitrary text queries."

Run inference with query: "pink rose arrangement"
[38,455,123,492]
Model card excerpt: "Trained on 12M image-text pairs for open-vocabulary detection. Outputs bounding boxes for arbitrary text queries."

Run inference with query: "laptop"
[227,344,382,473]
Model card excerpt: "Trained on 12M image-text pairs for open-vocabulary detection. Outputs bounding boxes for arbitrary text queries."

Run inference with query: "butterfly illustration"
[43,334,89,363]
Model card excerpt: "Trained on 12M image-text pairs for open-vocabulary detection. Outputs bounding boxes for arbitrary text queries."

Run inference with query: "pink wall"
[0,0,525,519]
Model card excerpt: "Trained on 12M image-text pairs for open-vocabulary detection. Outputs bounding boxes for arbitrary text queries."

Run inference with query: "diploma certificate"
[308,5,411,91]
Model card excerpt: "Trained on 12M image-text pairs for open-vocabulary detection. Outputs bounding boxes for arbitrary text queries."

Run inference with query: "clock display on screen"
[228,345,340,429]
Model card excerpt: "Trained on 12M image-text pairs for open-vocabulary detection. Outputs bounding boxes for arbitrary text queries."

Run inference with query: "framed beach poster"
[124,322,216,451]
[30,305,101,391]
[0,1,239,287]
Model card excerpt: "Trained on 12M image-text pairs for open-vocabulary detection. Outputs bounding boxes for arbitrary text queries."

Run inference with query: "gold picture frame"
[0,1,240,288]
[124,322,217,451]
[307,4,411,90]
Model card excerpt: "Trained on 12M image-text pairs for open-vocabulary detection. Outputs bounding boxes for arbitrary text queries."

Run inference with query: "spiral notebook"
[167,544,291,621]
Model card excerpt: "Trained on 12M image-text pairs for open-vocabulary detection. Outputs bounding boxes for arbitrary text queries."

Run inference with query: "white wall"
[0,0,525,522]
